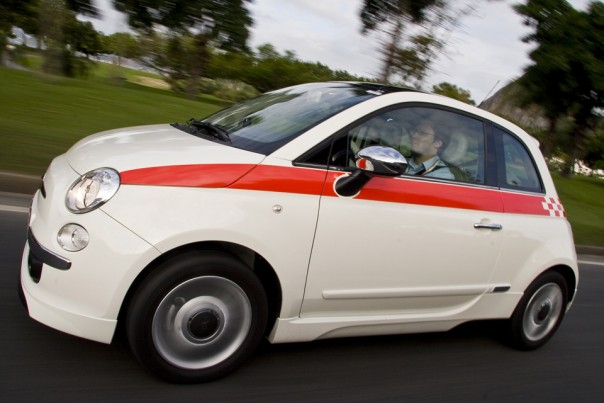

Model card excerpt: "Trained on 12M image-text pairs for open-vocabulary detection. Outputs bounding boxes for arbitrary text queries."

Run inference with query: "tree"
[113,0,252,51]
[14,0,99,46]
[65,0,99,17]
[0,0,37,64]
[103,32,141,66]
[39,0,70,75]
[65,20,104,58]
[3,0,101,75]
[583,124,604,170]
[432,82,475,105]
[113,0,254,92]
[583,126,604,172]
[359,0,470,86]
[515,0,604,175]
[41,14,104,77]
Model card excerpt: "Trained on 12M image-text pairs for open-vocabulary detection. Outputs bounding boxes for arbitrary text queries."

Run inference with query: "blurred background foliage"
[1,1,601,175]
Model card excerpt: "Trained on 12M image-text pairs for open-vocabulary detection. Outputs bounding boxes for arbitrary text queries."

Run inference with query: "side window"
[494,126,542,192]
[330,106,486,184]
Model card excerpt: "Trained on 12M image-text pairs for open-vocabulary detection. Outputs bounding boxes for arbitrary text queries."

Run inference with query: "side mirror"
[334,146,408,197]
[356,146,408,176]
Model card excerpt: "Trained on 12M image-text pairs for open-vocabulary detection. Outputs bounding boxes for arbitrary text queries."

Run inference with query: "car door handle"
[474,223,503,231]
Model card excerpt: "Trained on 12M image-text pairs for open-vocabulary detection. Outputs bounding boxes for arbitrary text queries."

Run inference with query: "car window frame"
[295,102,491,187]
[490,123,545,194]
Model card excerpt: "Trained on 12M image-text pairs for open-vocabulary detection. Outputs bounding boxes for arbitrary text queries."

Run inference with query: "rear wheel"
[507,271,568,350]
[127,251,268,383]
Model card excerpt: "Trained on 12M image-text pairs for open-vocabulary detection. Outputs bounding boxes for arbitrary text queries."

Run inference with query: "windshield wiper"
[187,118,231,142]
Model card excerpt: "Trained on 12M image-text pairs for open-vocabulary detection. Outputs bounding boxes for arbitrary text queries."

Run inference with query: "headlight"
[66,168,120,213]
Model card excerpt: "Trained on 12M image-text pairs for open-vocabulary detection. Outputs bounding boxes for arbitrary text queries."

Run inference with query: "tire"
[126,251,268,383]
[507,271,568,351]
[18,276,27,309]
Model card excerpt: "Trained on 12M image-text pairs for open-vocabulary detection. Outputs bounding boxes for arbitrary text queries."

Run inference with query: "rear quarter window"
[493,126,543,193]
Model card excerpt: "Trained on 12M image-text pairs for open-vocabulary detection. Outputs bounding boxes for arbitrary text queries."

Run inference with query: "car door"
[300,105,506,318]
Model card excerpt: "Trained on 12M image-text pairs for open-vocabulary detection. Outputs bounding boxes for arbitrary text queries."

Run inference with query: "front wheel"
[507,271,568,350]
[126,251,268,383]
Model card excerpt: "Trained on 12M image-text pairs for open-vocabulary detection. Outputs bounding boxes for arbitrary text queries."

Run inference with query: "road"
[1,195,603,402]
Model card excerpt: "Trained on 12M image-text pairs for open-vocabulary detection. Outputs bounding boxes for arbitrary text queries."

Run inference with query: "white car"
[21,82,578,383]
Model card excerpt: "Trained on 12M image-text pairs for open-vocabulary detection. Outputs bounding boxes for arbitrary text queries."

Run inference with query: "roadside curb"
[0,171,40,195]
[2,171,604,256]
[576,245,604,257]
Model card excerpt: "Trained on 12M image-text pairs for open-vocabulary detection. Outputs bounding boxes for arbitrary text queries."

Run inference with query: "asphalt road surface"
[1,198,603,402]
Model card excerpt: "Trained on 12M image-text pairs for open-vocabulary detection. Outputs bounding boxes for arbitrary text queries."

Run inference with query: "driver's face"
[410,122,440,157]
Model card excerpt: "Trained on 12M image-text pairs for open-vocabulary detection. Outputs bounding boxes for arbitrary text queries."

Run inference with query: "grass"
[90,61,171,89]
[552,173,604,247]
[0,64,602,246]
[0,65,227,175]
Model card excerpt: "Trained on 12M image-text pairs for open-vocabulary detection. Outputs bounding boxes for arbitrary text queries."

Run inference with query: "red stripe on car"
[323,172,505,213]
[121,164,556,216]
[120,164,256,188]
[229,165,328,195]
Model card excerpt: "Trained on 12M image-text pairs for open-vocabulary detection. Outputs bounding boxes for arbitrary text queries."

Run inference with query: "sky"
[86,0,594,104]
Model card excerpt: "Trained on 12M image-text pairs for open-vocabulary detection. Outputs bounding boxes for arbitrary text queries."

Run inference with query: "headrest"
[441,131,468,164]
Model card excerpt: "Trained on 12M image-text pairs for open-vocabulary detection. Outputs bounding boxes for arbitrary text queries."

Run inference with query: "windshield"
[193,82,382,154]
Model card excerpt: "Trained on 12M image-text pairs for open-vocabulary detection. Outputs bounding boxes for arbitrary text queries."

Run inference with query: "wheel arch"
[546,264,577,304]
[115,241,283,342]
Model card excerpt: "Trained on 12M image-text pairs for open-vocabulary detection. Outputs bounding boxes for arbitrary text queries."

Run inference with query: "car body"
[21,82,578,382]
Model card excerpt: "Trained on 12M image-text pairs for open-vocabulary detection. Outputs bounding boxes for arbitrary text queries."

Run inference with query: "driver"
[405,120,454,180]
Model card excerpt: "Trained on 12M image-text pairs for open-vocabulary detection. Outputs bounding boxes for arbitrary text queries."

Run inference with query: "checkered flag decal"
[542,197,566,217]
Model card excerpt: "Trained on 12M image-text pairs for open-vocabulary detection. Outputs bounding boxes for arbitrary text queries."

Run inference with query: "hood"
[66,124,265,174]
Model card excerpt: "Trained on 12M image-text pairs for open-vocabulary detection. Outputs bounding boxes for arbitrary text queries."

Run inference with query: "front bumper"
[20,155,160,343]
[21,244,118,343]
[26,228,71,282]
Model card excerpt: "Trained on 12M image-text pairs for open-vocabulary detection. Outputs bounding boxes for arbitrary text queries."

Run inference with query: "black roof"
[345,81,423,95]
